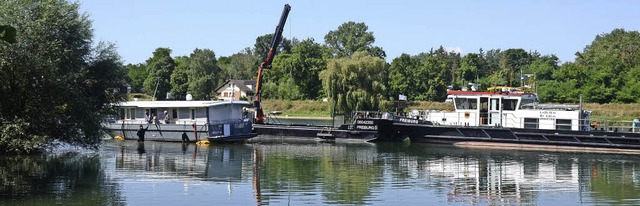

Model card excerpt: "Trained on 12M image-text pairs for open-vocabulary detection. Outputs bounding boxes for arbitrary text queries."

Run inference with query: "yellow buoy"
[114,135,125,141]
[196,139,210,145]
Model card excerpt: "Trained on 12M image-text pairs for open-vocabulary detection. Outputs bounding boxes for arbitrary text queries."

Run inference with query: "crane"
[253,4,291,124]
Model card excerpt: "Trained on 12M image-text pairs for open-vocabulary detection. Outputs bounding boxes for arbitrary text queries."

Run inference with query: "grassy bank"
[260,100,640,120]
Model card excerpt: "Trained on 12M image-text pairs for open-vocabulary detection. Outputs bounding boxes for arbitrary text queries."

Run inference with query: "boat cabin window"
[455,98,477,110]
[121,108,135,120]
[556,119,572,130]
[519,99,535,109]
[502,99,518,111]
[524,118,539,129]
[190,108,195,120]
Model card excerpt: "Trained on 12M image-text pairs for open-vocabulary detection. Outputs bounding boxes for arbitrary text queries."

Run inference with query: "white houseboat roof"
[115,100,250,108]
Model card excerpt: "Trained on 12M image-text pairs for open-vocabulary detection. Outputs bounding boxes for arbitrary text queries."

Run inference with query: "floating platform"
[252,117,398,142]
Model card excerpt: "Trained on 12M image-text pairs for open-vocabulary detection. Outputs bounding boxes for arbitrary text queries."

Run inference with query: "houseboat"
[394,88,640,151]
[105,100,256,143]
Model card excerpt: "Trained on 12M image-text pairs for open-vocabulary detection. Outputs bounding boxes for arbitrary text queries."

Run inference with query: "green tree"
[270,38,327,100]
[526,55,558,81]
[253,34,292,61]
[125,63,147,93]
[388,54,419,99]
[186,48,221,100]
[574,28,640,103]
[324,21,386,58]
[0,0,127,154]
[218,48,259,80]
[615,65,640,103]
[170,56,189,99]
[459,52,484,89]
[320,52,386,114]
[143,48,175,100]
[417,55,448,101]
[499,48,530,87]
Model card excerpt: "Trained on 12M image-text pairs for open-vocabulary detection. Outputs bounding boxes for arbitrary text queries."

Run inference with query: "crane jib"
[253,4,291,124]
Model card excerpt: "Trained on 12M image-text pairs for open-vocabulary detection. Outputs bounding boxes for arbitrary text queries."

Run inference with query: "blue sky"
[78,0,639,64]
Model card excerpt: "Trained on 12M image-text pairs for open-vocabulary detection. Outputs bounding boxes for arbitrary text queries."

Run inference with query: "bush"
[0,118,47,154]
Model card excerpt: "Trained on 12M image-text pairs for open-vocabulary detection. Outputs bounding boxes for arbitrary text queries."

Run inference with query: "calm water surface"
[2,136,640,205]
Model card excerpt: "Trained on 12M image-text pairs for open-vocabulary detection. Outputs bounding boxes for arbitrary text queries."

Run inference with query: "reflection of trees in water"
[0,153,124,205]
[257,143,383,205]
[587,159,640,205]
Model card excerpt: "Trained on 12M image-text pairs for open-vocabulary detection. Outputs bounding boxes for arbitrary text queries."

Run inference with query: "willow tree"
[0,0,127,154]
[320,52,386,115]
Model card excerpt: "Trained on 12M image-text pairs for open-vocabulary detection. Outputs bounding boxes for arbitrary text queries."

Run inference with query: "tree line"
[127,22,640,114]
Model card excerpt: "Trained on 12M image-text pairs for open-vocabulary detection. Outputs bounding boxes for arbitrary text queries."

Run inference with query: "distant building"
[215,79,255,101]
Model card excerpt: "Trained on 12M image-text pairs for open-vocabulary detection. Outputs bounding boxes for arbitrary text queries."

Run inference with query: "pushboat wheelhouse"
[419,89,591,131]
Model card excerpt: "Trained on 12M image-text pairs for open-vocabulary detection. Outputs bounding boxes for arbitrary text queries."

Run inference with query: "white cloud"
[445,47,463,54]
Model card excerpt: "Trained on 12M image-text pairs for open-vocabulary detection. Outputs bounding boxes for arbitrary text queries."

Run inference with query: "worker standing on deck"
[163,110,171,124]
[137,125,149,142]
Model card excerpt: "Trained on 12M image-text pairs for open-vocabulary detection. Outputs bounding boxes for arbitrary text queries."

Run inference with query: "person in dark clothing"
[181,132,190,143]
[137,125,149,142]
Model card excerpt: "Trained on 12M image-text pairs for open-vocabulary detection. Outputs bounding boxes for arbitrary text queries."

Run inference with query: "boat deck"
[395,122,640,150]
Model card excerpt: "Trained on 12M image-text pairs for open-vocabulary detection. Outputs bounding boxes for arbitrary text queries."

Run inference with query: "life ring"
[591,121,599,128]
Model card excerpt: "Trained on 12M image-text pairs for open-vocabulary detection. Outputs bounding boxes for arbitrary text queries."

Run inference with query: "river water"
[2,136,640,205]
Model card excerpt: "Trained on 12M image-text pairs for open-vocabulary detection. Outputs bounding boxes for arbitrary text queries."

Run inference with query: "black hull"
[252,119,398,142]
[207,133,258,143]
[395,123,640,151]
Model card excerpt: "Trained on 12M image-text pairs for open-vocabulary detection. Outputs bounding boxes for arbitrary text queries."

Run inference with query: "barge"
[252,111,397,142]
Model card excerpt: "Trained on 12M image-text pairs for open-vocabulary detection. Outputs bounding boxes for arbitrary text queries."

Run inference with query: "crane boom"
[254,4,291,124]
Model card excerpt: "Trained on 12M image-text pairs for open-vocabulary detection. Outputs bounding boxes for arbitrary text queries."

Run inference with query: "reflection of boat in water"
[205,144,253,182]
[113,141,253,181]
[375,143,640,205]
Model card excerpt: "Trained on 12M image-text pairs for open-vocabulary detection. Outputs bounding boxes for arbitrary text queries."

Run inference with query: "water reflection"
[3,140,640,205]
[0,151,124,205]
[255,142,382,205]
[376,143,640,205]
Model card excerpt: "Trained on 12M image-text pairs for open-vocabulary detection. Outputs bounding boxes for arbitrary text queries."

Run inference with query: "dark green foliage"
[254,33,292,60]
[269,38,327,100]
[143,48,175,100]
[324,22,386,58]
[170,56,189,99]
[0,0,127,154]
[0,25,17,43]
[185,48,222,100]
[125,63,147,93]
[218,48,260,80]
